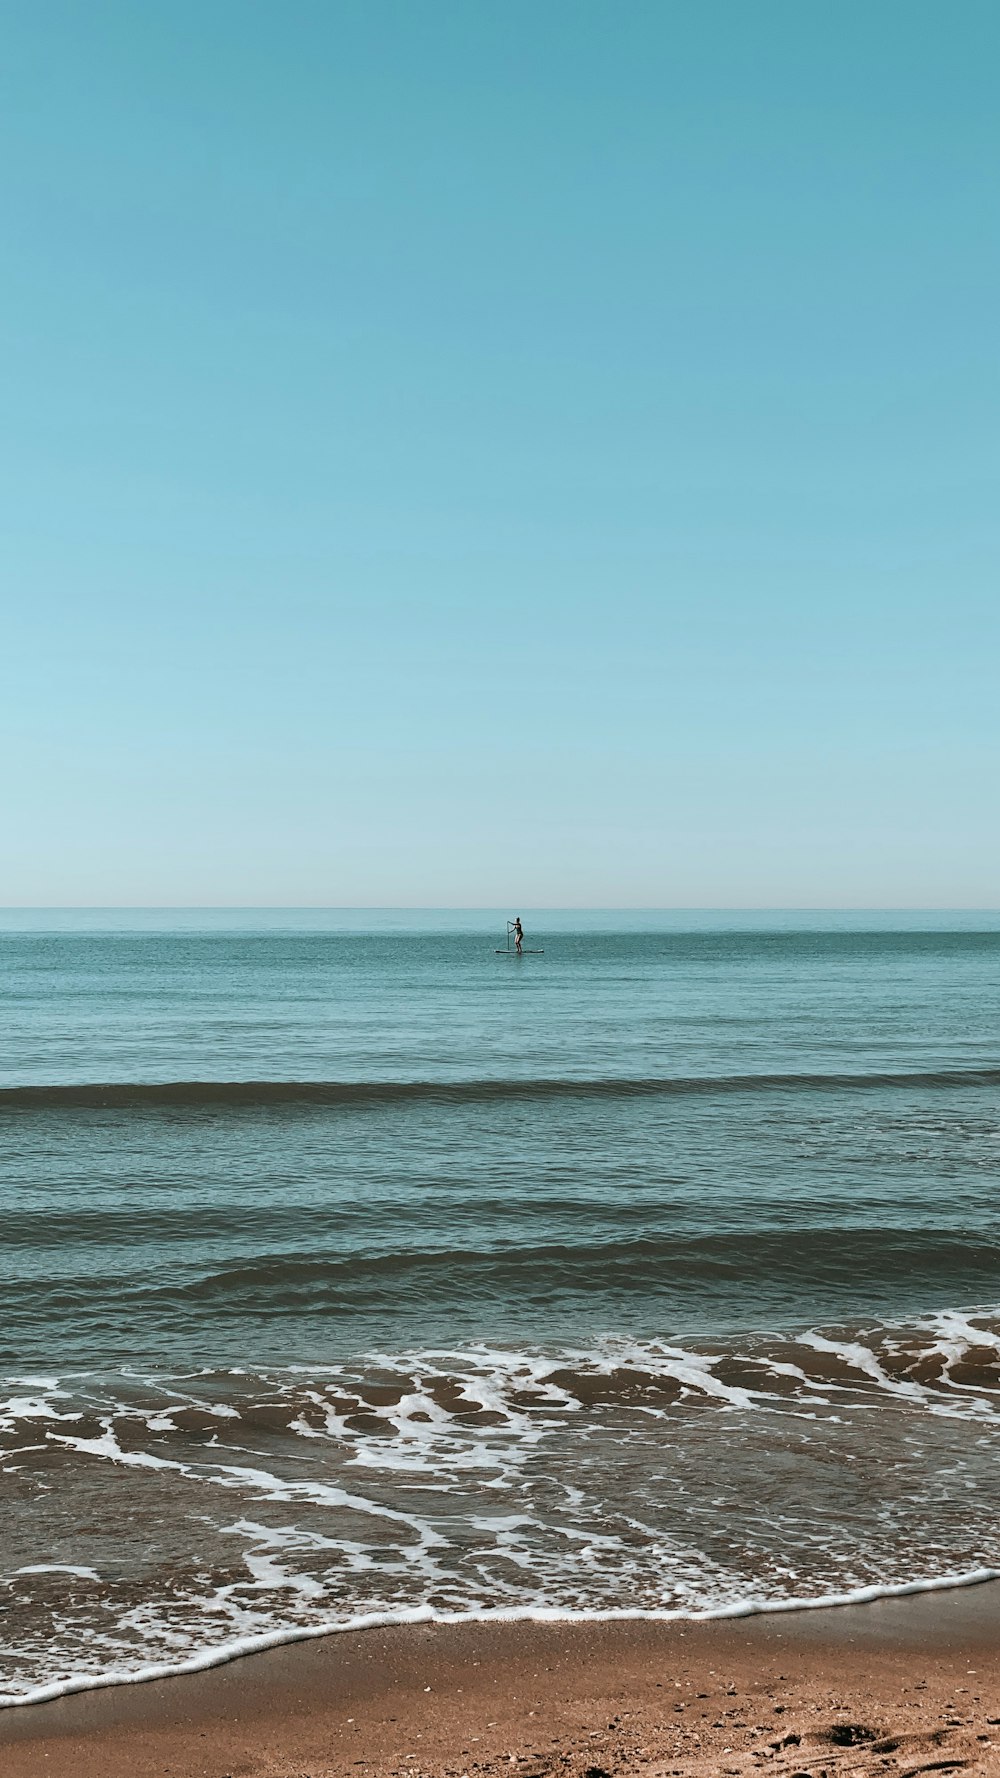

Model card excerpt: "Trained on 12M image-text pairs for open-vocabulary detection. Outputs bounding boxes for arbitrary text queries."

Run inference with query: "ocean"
[2,909,999,1707]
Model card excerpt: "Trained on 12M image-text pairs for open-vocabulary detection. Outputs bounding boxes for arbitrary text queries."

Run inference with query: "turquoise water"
[1,912,999,1704]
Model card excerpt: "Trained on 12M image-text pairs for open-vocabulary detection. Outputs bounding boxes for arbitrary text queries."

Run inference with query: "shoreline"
[3,1565,1000,1714]
[3,1580,1000,1777]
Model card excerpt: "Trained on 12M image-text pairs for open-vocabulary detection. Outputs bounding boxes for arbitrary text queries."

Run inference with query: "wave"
[165,1229,1000,1298]
[3,1569,1000,1712]
[3,1230,998,1318]
[3,1066,1000,1109]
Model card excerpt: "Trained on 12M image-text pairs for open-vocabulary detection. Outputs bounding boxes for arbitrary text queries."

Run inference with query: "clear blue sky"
[3,1,997,906]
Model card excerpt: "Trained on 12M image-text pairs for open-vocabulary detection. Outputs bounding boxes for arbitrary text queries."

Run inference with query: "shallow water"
[1,912,999,1704]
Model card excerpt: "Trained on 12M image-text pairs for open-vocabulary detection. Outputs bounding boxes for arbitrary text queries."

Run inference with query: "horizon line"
[2,904,999,915]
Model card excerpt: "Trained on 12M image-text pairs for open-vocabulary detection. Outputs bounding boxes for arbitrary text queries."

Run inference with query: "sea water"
[1,910,999,1704]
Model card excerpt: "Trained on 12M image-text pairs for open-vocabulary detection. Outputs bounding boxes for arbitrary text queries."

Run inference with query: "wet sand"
[2,1584,1000,1778]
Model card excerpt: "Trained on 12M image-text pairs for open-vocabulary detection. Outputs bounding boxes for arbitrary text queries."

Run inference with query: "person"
[513,916,523,954]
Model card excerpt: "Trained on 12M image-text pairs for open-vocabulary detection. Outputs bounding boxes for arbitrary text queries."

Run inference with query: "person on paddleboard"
[513,917,523,954]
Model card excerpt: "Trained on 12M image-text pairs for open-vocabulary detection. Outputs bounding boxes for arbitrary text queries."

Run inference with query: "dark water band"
[2,1068,1000,1109]
[2,1231,998,1320]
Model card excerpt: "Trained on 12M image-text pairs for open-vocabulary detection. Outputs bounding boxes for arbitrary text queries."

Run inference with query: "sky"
[2,1,997,907]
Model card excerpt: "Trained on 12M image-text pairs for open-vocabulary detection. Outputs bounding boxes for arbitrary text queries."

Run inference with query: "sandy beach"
[3,1584,1000,1778]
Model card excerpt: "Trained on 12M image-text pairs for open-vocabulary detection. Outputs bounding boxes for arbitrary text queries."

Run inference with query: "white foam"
[917,1311,1000,1385]
[799,1333,927,1401]
[14,1566,100,1581]
[45,1423,447,1550]
[50,1427,178,1470]
[0,1397,80,1429]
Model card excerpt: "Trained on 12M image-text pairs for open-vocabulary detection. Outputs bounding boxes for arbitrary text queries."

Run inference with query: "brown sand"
[2,1583,1000,1778]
